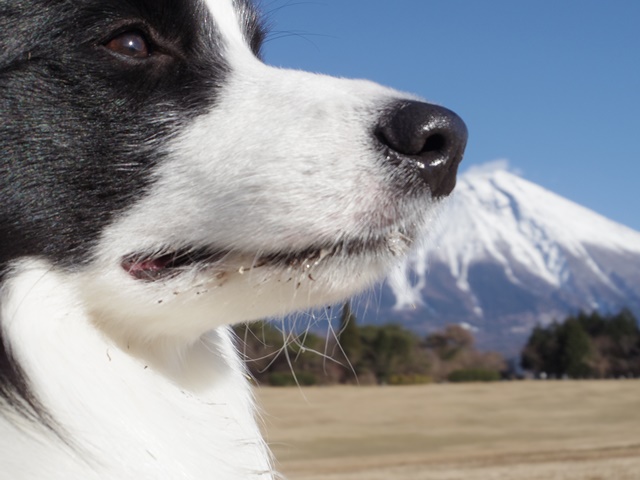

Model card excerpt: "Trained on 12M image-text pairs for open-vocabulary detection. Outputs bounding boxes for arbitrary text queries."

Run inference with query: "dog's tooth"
[310,248,331,267]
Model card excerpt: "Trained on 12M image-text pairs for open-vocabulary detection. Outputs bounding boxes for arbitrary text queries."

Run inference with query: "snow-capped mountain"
[361,161,640,354]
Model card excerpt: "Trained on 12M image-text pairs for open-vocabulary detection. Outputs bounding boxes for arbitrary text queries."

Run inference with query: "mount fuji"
[356,161,640,355]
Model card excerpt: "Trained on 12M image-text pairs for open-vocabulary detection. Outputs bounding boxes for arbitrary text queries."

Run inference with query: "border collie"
[0,0,467,478]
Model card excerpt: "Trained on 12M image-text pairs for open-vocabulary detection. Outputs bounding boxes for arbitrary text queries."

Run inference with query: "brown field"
[255,381,640,480]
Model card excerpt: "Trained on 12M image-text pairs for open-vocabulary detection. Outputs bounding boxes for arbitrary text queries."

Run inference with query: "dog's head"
[0,0,466,345]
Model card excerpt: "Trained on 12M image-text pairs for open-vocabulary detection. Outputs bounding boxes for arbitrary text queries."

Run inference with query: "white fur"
[1,260,273,479]
[0,1,440,478]
[85,23,428,352]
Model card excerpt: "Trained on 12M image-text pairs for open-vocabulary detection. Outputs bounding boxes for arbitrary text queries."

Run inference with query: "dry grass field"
[256,381,640,480]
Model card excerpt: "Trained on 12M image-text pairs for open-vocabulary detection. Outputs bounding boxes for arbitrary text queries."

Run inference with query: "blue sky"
[259,0,640,231]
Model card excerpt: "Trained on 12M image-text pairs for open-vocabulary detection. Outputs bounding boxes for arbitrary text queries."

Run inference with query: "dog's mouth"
[121,231,413,282]
[121,248,228,281]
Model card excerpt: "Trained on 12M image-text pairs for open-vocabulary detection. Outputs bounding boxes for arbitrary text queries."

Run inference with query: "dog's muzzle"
[375,100,468,198]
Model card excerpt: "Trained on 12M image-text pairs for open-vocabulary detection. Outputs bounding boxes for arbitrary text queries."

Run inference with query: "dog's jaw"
[78,57,444,351]
[82,216,433,350]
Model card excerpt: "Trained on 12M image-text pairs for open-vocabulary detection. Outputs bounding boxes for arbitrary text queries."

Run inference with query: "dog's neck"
[0,260,274,480]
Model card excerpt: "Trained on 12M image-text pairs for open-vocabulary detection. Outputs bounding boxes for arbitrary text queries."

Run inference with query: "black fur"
[0,0,265,424]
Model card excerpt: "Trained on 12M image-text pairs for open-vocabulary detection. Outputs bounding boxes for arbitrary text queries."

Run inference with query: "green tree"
[234,321,325,385]
[424,325,474,361]
[338,301,362,366]
[359,324,422,383]
[522,323,562,376]
[577,310,606,336]
[520,309,640,378]
[606,309,638,338]
[560,318,593,378]
[521,325,547,372]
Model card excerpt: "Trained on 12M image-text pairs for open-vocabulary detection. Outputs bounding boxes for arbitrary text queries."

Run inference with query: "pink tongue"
[122,256,171,280]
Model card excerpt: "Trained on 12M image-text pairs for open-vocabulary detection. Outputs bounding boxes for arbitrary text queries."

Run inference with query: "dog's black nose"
[375,100,468,198]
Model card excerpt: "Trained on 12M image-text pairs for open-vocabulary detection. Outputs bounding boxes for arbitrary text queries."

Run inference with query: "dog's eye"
[105,31,150,59]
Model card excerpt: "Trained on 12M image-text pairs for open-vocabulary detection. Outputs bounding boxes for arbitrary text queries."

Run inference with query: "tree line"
[235,305,640,386]
[234,302,506,386]
[521,308,640,379]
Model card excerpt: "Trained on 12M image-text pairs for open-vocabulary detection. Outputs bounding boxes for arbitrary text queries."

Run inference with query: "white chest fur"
[0,262,274,480]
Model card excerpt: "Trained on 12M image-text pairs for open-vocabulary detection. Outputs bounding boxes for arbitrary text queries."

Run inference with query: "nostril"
[422,133,446,155]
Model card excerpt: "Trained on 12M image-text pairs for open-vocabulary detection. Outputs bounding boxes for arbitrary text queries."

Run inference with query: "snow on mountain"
[373,161,640,354]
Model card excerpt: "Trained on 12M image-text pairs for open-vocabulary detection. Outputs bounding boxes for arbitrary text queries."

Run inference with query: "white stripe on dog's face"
[80,0,440,346]
[201,0,249,51]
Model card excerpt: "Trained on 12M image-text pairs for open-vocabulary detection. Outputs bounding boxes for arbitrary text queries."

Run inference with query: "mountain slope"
[367,162,640,354]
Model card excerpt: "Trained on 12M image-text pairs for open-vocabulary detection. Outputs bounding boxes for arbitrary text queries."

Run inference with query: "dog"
[0,0,467,478]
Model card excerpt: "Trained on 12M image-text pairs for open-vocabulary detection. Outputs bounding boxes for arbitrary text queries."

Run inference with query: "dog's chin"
[83,227,419,346]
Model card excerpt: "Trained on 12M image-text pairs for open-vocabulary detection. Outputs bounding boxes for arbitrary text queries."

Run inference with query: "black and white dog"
[0,0,466,478]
